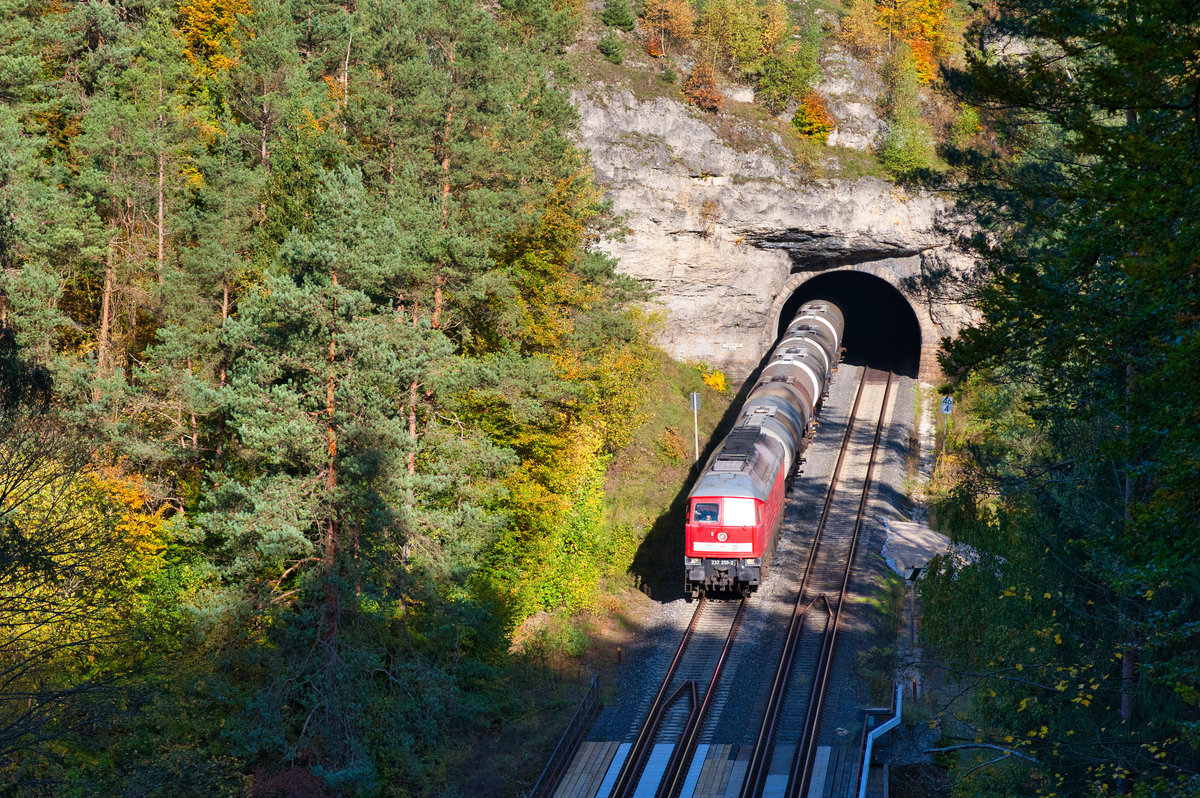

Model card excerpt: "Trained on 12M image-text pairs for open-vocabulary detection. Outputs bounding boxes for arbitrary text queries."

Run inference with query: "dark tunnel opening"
[777,271,922,378]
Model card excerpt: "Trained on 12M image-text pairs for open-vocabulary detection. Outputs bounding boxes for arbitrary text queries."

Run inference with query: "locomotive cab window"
[693,502,719,523]
[724,497,757,526]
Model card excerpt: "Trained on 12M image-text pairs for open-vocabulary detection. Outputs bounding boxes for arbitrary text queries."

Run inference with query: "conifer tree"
[196,166,453,785]
[601,0,637,32]
[921,0,1200,792]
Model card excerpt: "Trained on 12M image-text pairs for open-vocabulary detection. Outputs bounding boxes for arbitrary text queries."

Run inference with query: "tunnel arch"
[766,266,931,379]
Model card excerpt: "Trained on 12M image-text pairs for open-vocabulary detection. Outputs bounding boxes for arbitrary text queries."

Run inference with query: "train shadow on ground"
[626,347,781,603]
[626,349,910,603]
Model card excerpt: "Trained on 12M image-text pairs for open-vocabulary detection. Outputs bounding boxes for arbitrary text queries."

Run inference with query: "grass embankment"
[604,350,737,599]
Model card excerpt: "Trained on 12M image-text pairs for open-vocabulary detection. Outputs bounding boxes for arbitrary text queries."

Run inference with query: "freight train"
[683,300,845,596]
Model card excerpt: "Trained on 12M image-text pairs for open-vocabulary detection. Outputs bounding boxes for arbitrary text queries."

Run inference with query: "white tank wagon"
[684,301,845,595]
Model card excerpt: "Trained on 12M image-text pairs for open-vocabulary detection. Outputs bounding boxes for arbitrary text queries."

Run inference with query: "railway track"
[610,596,748,798]
[539,364,899,798]
[737,368,894,798]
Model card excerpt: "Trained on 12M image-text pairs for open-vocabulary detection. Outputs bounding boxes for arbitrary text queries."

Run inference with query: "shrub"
[598,30,624,64]
[883,44,922,125]
[839,0,885,53]
[682,64,723,112]
[660,62,678,83]
[950,103,982,147]
[641,0,695,58]
[656,426,688,462]
[755,50,817,115]
[600,0,636,31]
[791,91,835,141]
[694,362,729,394]
[881,120,936,179]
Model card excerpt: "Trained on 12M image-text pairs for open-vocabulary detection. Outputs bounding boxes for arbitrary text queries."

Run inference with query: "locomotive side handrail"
[527,673,602,798]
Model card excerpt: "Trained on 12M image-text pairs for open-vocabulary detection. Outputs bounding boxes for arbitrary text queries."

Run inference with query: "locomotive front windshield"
[723,497,757,526]
[692,502,719,523]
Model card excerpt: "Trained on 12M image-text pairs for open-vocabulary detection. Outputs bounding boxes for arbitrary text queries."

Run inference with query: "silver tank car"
[683,300,845,595]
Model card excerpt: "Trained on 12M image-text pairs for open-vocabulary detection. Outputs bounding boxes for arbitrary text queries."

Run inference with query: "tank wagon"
[684,300,845,596]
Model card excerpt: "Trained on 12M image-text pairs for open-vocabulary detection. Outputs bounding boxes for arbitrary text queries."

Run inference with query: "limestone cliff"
[573,79,974,382]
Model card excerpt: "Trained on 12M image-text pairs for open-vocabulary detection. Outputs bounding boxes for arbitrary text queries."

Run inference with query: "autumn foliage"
[641,0,695,57]
[875,0,953,82]
[791,91,835,141]
[178,0,252,75]
[682,64,723,112]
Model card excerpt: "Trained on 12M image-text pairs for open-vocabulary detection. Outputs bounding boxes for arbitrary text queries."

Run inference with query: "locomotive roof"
[690,423,782,502]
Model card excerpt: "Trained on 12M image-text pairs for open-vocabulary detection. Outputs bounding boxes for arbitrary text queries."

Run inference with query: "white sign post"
[940,395,953,459]
[690,392,701,463]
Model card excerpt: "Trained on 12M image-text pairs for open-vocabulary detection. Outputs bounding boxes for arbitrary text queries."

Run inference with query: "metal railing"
[527,674,602,798]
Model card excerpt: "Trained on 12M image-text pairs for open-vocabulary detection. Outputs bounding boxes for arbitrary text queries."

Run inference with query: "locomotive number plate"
[710,559,738,566]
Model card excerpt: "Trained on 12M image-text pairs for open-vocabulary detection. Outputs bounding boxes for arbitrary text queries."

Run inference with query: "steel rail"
[737,369,869,798]
[787,369,894,798]
[657,598,748,798]
[608,596,709,798]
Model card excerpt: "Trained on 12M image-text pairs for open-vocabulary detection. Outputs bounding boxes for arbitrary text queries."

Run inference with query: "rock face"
[574,88,974,382]
[819,47,887,151]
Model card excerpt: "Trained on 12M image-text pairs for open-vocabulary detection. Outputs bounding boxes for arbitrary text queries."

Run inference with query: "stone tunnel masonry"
[766,259,948,382]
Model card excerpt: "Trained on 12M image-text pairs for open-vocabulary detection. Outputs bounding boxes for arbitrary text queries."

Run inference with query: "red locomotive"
[684,301,845,596]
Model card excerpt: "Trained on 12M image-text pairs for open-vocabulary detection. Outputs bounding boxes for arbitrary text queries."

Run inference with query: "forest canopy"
[921,0,1200,793]
[0,0,654,792]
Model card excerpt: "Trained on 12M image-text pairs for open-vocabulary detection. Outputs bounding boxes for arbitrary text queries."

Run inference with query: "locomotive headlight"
[717,532,728,542]
[745,558,760,566]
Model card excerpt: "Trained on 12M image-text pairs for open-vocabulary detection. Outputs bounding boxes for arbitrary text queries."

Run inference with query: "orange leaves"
[177,0,252,76]
[791,91,835,141]
[88,467,167,560]
[641,0,695,57]
[875,0,952,82]
[682,64,723,112]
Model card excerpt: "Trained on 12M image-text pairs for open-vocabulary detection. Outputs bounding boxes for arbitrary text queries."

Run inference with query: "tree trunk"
[322,271,341,646]
[157,71,166,290]
[261,103,270,169]
[94,242,116,402]
[407,300,418,480]
[433,34,455,331]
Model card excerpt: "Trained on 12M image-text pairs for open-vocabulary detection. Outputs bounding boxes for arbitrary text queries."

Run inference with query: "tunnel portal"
[777,271,923,378]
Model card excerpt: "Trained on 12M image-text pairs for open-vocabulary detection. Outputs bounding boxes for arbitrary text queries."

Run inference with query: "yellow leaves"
[1001,585,1017,598]
[1054,633,1063,644]
[1018,697,1032,711]
[759,1,789,55]
[86,466,168,577]
[694,362,729,394]
[177,0,252,77]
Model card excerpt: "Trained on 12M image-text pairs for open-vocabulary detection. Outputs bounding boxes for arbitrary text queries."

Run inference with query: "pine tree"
[922,0,1200,792]
[197,166,453,786]
[601,0,636,32]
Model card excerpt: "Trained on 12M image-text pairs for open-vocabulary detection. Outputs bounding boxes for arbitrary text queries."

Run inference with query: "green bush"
[881,120,936,179]
[601,0,637,31]
[598,29,624,64]
[950,103,982,147]
[883,43,922,125]
[755,51,817,115]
